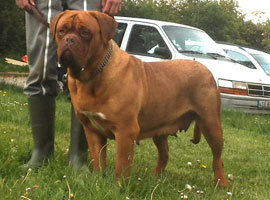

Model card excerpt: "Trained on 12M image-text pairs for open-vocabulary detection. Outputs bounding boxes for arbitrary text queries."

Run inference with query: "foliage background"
[0,1,26,58]
[1,0,270,57]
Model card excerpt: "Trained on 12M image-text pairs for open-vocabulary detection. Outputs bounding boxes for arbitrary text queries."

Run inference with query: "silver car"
[114,16,270,114]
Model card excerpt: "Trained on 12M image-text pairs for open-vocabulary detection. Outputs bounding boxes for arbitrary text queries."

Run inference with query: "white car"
[114,16,270,113]
[243,47,270,76]
[217,42,270,79]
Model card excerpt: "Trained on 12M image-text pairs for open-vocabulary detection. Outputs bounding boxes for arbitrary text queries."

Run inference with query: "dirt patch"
[0,72,28,88]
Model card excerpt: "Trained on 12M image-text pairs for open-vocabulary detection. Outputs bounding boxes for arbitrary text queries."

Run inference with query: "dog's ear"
[89,11,117,43]
[50,11,66,39]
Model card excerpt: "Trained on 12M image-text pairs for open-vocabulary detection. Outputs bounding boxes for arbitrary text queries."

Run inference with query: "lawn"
[0,83,270,200]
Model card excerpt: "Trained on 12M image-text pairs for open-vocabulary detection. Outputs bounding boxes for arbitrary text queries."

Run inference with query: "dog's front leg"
[84,128,107,172]
[114,132,136,181]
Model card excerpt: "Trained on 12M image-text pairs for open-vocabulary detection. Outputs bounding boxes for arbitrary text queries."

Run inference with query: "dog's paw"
[190,138,200,144]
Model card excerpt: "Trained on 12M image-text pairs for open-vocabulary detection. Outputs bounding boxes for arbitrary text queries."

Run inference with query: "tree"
[239,20,264,49]
[120,0,181,23]
[0,1,26,57]
[261,20,270,51]
[178,0,245,42]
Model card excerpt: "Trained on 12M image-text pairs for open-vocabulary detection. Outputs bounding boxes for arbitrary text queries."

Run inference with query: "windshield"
[163,25,227,59]
[251,53,270,75]
[223,49,256,69]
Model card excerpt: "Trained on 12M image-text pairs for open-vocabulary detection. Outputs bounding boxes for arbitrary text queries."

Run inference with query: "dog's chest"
[79,110,115,139]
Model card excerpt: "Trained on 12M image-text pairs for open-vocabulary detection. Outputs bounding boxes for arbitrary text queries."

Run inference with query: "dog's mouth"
[59,48,73,66]
[59,48,84,78]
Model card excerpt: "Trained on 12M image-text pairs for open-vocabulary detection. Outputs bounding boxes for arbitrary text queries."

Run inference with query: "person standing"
[15,0,122,169]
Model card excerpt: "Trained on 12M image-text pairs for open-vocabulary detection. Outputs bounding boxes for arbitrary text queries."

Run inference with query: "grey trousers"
[24,0,101,96]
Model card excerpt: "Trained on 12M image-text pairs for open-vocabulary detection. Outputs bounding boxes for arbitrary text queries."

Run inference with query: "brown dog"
[51,10,227,187]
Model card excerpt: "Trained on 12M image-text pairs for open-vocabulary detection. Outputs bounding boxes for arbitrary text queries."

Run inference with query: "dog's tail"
[190,122,201,144]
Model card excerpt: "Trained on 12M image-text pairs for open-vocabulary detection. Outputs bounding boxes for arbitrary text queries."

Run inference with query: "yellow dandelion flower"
[201,164,207,169]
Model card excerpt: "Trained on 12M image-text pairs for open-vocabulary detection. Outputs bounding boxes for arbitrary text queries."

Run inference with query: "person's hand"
[102,0,122,16]
[16,0,35,11]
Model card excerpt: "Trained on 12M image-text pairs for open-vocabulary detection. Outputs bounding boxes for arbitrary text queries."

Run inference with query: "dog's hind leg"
[190,122,201,144]
[199,117,227,187]
[153,135,169,174]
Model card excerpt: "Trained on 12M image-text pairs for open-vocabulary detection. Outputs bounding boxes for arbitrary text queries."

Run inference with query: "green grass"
[0,83,270,199]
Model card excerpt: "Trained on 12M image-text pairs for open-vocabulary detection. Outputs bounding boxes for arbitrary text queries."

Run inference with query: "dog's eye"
[80,30,91,38]
[58,29,66,36]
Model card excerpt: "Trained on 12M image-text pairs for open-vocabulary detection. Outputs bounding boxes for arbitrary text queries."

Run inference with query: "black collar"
[88,44,113,80]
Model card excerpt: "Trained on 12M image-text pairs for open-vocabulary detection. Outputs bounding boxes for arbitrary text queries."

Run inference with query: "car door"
[114,20,173,62]
[113,22,128,48]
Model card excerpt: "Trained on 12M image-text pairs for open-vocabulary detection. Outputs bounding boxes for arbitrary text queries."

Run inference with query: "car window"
[224,49,257,69]
[251,53,270,75]
[163,26,225,55]
[113,22,127,47]
[126,25,171,59]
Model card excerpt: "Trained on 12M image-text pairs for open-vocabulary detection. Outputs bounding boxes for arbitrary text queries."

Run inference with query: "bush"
[0,1,26,57]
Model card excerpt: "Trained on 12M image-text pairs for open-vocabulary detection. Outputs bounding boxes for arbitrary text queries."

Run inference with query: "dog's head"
[50,10,117,79]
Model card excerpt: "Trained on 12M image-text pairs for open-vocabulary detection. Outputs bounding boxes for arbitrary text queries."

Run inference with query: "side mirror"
[154,47,171,59]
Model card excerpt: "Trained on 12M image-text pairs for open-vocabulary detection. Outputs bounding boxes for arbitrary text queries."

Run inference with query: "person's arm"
[102,0,122,16]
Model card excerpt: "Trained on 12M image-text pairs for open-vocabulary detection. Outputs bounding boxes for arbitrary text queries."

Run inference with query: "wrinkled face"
[51,11,117,79]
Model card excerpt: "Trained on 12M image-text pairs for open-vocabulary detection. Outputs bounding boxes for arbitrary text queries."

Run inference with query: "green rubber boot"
[26,96,55,168]
[68,105,88,170]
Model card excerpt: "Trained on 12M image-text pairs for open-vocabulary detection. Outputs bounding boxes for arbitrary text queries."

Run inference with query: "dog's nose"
[65,36,74,46]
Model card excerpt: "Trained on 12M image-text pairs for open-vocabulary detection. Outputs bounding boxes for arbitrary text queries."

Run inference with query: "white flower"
[197,190,204,194]
[227,192,233,196]
[185,184,192,191]
[228,174,234,181]
[181,194,188,199]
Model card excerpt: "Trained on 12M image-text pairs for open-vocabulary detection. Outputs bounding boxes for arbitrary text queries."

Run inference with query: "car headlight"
[218,79,233,88]
[233,81,248,90]
[218,79,248,95]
